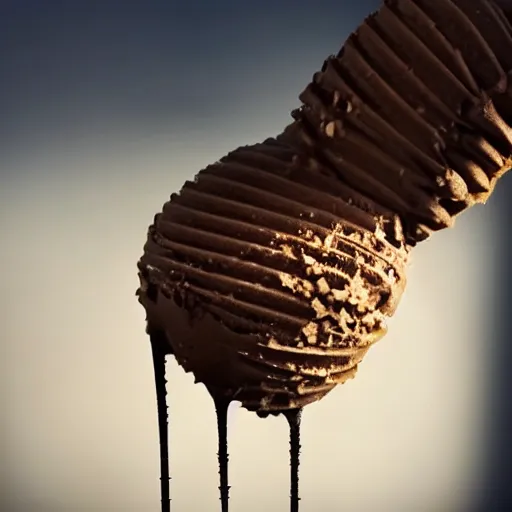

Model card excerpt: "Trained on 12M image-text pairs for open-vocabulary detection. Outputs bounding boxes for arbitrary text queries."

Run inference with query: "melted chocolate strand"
[213,394,231,512]
[284,408,303,512]
[150,329,171,512]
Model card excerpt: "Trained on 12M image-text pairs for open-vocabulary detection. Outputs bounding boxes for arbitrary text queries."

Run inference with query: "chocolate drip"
[211,392,231,512]
[149,329,171,512]
[284,409,303,512]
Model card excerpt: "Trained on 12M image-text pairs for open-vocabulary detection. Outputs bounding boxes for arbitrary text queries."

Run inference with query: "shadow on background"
[473,179,512,510]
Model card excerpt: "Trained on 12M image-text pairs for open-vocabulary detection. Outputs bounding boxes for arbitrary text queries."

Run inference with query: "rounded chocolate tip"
[138,0,512,414]
[138,139,409,412]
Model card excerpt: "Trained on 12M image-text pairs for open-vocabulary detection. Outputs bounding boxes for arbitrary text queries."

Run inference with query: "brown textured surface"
[137,0,512,414]
[138,139,409,411]
[290,0,512,245]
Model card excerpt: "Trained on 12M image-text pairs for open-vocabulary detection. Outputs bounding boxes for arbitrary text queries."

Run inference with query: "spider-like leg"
[149,328,172,512]
[283,408,303,512]
[212,393,231,512]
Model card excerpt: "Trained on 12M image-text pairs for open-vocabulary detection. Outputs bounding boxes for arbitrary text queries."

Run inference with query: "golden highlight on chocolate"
[137,1,512,510]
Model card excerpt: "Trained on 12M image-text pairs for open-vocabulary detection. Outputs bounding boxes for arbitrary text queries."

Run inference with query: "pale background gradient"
[1,1,511,511]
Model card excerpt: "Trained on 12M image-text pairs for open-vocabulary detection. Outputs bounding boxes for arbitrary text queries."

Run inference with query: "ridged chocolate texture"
[137,0,512,414]
[139,140,409,412]
[289,0,512,245]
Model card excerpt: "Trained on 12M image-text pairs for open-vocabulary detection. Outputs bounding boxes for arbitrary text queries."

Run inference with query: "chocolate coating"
[289,0,512,244]
[138,139,408,411]
[137,0,512,414]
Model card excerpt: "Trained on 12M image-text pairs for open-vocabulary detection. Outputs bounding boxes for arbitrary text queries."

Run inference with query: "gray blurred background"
[1,1,511,510]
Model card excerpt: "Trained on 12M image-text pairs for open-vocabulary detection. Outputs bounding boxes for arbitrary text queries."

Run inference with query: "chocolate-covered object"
[137,1,512,511]
[139,0,512,414]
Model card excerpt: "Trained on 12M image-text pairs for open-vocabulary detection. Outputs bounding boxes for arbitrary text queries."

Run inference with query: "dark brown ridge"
[290,0,512,245]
